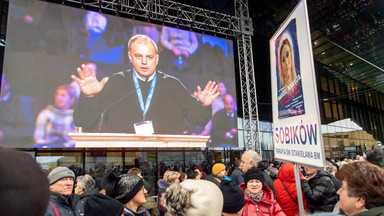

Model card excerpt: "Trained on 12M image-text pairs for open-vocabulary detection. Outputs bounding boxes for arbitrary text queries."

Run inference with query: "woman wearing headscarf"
[103,172,150,216]
[240,167,285,216]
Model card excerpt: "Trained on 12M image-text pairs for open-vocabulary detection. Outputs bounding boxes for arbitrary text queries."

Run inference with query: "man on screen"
[210,94,237,147]
[71,34,219,134]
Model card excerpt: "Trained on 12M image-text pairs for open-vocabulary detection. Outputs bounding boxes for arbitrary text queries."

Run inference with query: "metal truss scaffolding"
[234,0,261,153]
[42,0,261,152]
[57,0,242,38]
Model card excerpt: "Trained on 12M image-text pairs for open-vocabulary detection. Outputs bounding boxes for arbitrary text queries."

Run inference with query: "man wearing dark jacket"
[72,34,219,134]
[301,166,338,213]
[235,150,276,197]
[45,167,76,216]
[206,163,227,186]
[230,159,244,186]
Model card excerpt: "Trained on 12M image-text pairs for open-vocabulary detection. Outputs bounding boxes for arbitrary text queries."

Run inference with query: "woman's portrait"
[275,19,305,119]
[278,33,296,92]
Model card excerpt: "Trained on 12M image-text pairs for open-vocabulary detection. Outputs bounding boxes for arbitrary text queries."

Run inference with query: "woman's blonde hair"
[278,33,296,89]
[163,170,180,183]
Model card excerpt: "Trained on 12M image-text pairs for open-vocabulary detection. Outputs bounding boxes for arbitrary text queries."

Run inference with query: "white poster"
[270,0,325,168]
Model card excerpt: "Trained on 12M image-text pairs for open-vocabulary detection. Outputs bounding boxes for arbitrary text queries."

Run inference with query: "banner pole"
[294,162,305,215]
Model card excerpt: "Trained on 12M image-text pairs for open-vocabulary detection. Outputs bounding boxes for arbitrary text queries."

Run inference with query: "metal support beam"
[235,0,261,153]
[59,0,241,38]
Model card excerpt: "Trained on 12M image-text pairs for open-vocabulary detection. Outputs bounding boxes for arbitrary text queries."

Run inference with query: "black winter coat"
[45,192,75,216]
[329,174,342,193]
[205,173,224,186]
[230,167,244,186]
[71,188,99,216]
[301,170,338,213]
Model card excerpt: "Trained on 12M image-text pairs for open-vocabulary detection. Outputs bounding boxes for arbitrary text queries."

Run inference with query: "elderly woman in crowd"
[104,172,150,216]
[336,161,384,216]
[240,167,285,216]
[75,174,97,195]
[72,174,99,216]
[157,170,180,194]
[127,167,160,216]
[157,170,180,215]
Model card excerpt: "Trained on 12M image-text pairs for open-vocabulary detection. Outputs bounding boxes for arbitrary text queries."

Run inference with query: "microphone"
[97,87,140,132]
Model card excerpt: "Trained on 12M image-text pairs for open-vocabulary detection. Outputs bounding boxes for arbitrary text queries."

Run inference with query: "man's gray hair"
[76,174,95,192]
[325,161,335,174]
[128,34,158,54]
[246,150,262,166]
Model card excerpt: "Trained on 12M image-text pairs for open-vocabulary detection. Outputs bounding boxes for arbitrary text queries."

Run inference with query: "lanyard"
[133,71,157,120]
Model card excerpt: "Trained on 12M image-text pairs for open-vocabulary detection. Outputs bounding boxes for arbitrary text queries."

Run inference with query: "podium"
[68,133,209,148]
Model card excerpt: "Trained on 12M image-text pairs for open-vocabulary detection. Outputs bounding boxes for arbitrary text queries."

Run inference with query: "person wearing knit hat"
[162,179,224,216]
[212,163,226,176]
[0,147,50,216]
[48,166,76,185]
[238,150,276,199]
[244,167,265,187]
[127,167,160,216]
[45,166,76,216]
[219,180,245,216]
[206,163,227,186]
[103,172,150,216]
[240,167,285,215]
[84,193,124,216]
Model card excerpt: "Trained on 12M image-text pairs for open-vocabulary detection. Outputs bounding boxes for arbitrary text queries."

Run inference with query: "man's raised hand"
[196,81,220,106]
[71,64,108,97]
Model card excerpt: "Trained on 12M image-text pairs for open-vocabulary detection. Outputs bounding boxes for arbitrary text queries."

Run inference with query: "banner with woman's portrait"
[275,19,305,119]
[270,0,325,168]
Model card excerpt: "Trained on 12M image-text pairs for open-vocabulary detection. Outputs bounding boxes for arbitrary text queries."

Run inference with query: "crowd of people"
[1,147,384,216]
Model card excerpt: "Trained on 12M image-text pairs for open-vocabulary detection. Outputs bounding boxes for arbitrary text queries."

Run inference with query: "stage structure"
[234,0,260,152]
[1,0,260,152]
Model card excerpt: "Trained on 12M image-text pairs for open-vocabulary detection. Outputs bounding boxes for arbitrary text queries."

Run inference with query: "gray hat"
[48,167,75,185]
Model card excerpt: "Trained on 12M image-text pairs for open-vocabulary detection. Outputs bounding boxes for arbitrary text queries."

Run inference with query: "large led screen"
[0,0,238,148]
